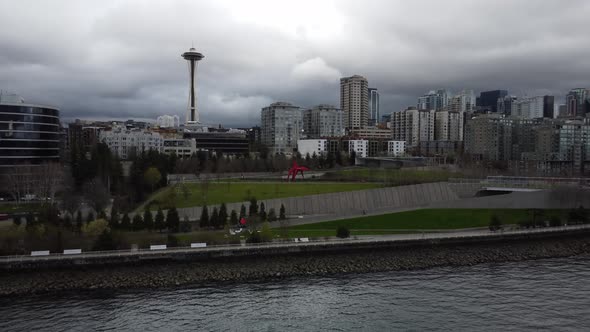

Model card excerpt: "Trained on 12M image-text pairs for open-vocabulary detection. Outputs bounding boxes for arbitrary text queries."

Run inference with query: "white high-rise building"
[303,104,344,138]
[435,110,464,141]
[340,75,369,130]
[156,115,180,128]
[348,139,368,158]
[297,139,328,157]
[513,96,545,119]
[449,89,476,112]
[387,141,406,156]
[261,102,303,154]
[391,108,435,147]
[99,125,163,160]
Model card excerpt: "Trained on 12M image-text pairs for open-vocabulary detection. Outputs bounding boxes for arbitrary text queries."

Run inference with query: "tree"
[249,198,258,216]
[83,178,110,215]
[93,229,116,251]
[82,219,110,237]
[63,215,72,230]
[489,214,502,231]
[259,202,267,221]
[219,203,228,227]
[166,207,180,233]
[109,208,120,229]
[336,226,350,238]
[86,211,95,224]
[179,215,192,233]
[268,208,277,222]
[132,214,144,231]
[143,208,154,231]
[155,207,166,232]
[13,215,22,227]
[210,207,219,229]
[200,205,210,229]
[76,211,83,231]
[230,209,238,225]
[279,204,286,220]
[121,213,131,230]
[239,204,246,220]
[60,185,81,219]
[144,167,162,192]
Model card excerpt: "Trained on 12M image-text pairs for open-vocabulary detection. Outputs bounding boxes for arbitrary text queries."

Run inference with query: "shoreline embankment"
[1,229,589,296]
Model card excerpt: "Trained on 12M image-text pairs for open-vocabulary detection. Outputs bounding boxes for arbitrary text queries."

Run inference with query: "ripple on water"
[0,256,589,331]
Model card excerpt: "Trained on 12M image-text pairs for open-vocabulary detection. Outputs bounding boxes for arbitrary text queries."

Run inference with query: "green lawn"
[322,168,462,185]
[287,209,569,234]
[0,203,43,214]
[146,181,382,209]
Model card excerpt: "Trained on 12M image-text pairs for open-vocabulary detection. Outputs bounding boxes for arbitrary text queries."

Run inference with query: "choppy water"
[1,256,589,331]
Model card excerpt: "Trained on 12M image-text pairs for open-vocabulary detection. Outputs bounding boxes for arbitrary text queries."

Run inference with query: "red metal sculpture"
[287,160,310,181]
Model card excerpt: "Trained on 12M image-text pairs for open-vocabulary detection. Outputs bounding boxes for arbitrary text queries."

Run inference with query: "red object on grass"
[240,217,247,225]
[287,160,310,181]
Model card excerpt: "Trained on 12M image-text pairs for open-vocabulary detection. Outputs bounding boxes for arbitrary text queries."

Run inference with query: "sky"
[0,0,589,127]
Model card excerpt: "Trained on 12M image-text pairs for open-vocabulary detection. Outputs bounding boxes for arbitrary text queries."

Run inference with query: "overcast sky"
[1,0,589,126]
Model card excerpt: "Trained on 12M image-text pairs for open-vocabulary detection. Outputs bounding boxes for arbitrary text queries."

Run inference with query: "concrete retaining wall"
[170,182,460,220]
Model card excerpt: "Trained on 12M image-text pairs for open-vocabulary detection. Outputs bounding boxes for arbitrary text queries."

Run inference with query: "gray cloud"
[0,0,589,126]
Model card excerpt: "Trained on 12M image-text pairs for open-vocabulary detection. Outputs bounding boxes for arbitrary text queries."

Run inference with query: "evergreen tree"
[249,198,258,216]
[279,204,286,220]
[219,203,228,226]
[335,151,343,165]
[326,152,335,168]
[239,204,246,220]
[63,215,73,229]
[200,205,210,229]
[210,207,219,229]
[109,207,119,229]
[143,208,154,231]
[75,211,83,231]
[166,207,180,233]
[86,211,95,224]
[121,213,131,230]
[259,202,267,221]
[268,208,277,222]
[132,214,144,231]
[230,209,238,225]
[155,207,166,232]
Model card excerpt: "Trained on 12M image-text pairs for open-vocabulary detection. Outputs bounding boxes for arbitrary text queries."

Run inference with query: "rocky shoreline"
[1,233,589,297]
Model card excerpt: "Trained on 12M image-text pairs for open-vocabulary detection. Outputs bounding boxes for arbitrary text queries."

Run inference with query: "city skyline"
[0,0,589,126]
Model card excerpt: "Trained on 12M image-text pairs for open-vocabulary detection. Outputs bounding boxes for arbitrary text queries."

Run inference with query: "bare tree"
[3,165,34,203]
[32,162,64,204]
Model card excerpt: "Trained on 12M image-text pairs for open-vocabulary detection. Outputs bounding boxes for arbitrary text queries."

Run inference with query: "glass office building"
[0,96,61,167]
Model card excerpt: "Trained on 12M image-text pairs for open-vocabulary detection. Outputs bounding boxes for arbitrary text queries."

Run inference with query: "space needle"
[182,47,204,125]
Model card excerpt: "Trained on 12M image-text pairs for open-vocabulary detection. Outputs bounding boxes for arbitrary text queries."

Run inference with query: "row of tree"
[199,198,287,230]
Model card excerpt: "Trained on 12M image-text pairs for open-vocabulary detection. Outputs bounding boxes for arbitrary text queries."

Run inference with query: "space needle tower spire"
[182,47,204,124]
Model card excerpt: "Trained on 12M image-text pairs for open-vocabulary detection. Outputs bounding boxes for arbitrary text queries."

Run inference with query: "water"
[1,256,589,331]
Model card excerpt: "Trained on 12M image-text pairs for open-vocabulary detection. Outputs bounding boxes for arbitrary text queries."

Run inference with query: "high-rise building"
[543,95,555,119]
[391,108,435,148]
[449,89,476,112]
[181,47,205,124]
[565,88,590,117]
[0,94,61,167]
[157,115,180,128]
[368,88,380,126]
[464,115,512,161]
[512,96,545,119]
[435,110,464,141]
[340,75,368,130]
[99,125,164,160]
[417,89,449,110]
[477,90,508,113]
[261,102,303,154]
[497,95,518,115]
[302,104,344,138]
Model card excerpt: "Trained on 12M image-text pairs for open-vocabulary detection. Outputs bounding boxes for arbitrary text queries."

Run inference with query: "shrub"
[167,234,179,247]
[336,226,350,238]
[93,229,116,251]
[82,219,110,237]
[267,208,277,222]
[246,231,263,243]
[179,216,192,233]
[12,215,21,227]
[260,221,273,242]
[489,214,502,231]
[230,209,238,225]
[132,214,144,231]
[279,204,286,220]
[143,208,154,230]
[199,205,209,229]
[549,216,562,227]
[121,213,131,230]
[154,207,165,232]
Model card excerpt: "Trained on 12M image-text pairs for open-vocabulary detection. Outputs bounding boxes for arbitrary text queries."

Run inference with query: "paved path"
[2,224,588,264]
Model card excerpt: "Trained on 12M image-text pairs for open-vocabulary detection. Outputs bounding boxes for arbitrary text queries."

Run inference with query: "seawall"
[0,228,589,296]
